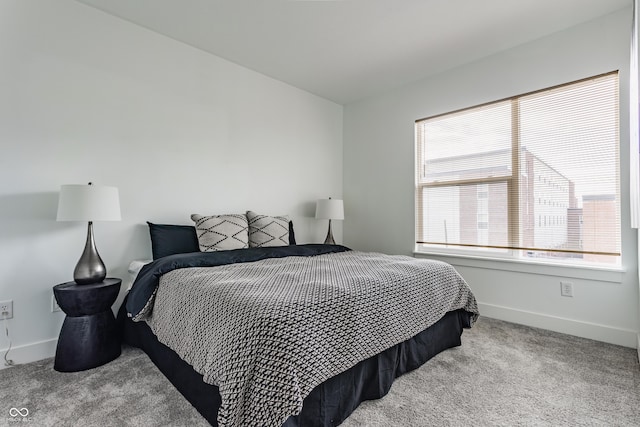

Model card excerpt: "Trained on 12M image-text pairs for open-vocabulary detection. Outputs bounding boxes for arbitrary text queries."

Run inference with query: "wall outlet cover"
[560,281,574,297]
[51,295,61,313]
[0,300,13,319]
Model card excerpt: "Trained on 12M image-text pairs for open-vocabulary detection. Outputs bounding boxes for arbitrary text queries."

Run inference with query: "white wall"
[637,0,640,363]
[0,0,343,364]
[344,8,639,347]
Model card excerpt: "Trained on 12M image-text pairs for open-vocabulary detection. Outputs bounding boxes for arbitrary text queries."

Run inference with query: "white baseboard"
[478,302,638,348]
[0,338,57,370]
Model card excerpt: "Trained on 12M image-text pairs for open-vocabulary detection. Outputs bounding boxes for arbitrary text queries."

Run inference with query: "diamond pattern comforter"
[138,249,478,427]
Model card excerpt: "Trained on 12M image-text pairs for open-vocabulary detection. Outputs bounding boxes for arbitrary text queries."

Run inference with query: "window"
[477,184,489,245]
[415,72,620,266]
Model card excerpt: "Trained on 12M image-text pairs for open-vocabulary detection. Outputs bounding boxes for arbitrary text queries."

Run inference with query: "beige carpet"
[1,317,638,426]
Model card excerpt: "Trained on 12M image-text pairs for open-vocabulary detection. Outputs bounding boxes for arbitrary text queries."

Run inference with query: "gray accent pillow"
[246,211,290,248]
[191,214,249,252]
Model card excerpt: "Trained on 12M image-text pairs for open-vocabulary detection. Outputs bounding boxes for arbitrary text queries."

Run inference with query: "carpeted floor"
[1,317,638,426]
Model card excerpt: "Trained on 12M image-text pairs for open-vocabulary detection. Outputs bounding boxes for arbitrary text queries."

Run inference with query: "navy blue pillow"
[147,222,200,260]
[288,220,296,246]
[148,220,297,260]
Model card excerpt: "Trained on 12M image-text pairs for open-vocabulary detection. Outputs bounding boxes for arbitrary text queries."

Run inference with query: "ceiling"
[76,0,631,105]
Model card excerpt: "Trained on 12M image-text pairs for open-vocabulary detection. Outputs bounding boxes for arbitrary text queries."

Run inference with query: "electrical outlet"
[0,300,13,319]
[51,295,61,312]
[51,295,61,313]
[560,281,574,297]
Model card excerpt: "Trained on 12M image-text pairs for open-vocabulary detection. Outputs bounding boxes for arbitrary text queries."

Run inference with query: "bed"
[118,219,478,427]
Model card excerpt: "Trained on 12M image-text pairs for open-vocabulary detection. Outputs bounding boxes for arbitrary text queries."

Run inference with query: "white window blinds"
[415,72,620,265]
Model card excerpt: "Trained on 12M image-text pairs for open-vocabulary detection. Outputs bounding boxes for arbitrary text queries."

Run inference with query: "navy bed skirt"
[117,301,472,426]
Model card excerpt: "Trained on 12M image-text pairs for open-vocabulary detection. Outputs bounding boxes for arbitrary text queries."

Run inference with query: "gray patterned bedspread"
[144,250,478,427]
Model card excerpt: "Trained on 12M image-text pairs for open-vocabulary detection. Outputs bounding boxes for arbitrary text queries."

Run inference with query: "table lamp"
[315,198,344,245]
[56,183,121,285]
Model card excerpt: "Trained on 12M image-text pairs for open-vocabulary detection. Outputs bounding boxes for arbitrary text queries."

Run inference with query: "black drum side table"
[53,278,122,372]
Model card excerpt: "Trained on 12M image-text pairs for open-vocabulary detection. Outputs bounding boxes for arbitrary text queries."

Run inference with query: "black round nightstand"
[53,278,122,372]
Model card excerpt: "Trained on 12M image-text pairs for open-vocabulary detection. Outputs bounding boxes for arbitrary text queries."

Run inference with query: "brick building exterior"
[421,147,618,263]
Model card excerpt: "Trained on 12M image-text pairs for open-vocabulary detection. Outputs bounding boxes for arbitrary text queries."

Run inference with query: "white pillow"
[127,259,152,290]
[246,211,290,248]
[191,214,249,251]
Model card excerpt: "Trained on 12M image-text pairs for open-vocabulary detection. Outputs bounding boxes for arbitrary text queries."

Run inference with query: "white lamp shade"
[315,199,344,220]
[57,184,121,222]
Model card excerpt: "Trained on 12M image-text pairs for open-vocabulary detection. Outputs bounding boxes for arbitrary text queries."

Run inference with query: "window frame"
[414,71,621,267]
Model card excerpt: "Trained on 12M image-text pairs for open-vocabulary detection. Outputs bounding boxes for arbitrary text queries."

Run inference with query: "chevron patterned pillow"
[246,211,290,247]
[190,213,249,251]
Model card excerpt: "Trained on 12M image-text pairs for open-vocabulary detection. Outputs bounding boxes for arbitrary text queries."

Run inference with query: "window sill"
[413,250,625,283]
